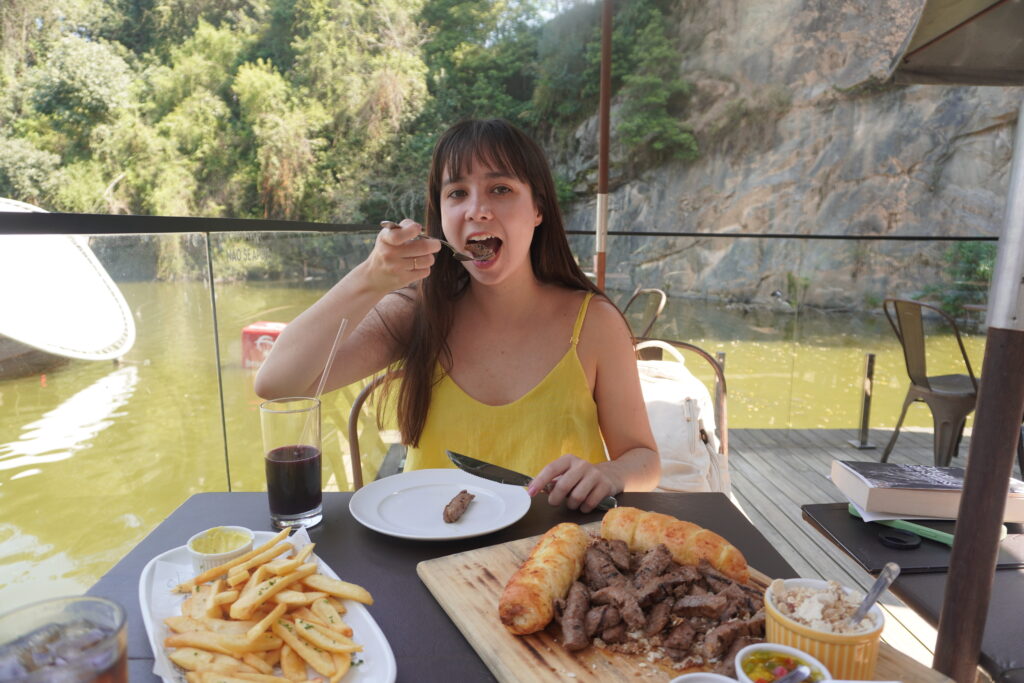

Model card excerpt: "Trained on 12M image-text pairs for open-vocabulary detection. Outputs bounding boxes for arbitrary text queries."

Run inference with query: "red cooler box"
[242,321,287,368]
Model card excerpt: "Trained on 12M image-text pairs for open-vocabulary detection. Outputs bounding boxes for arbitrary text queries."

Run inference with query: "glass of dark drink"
[0,595,127,682]
[259,396,323,529]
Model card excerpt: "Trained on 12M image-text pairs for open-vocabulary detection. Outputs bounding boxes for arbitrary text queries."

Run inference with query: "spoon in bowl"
[774,665,811,683]
[849,561,900,627]
[380,221,494,262]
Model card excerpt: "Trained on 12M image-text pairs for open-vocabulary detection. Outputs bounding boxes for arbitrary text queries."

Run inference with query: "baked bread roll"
[601,507,749,584]
[499,522,590,635]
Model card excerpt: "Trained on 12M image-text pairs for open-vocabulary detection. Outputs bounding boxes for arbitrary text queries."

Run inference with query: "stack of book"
[829,460,1024,522]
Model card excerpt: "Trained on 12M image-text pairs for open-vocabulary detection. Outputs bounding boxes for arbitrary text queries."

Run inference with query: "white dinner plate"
[349,468,531,540]
[138,528,397,683]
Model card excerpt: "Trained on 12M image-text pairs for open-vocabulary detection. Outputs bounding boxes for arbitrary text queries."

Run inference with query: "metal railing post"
[715,352,726,419]
[848,352,876,449]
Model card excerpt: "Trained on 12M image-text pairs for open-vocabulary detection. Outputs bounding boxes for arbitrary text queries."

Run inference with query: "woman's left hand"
[527,454,622,514]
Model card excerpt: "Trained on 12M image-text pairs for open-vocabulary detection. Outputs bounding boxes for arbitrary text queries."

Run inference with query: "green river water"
[0,278,986,612]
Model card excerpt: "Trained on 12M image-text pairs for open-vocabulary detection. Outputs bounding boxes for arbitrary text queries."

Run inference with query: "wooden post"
[933,94,1024,682]
[594,0,611,291]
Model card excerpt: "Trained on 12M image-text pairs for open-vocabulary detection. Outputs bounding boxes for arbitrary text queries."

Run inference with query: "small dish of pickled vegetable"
[734,643,832,683]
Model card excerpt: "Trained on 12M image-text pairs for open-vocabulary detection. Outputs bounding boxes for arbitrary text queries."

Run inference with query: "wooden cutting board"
[417,524,952,682]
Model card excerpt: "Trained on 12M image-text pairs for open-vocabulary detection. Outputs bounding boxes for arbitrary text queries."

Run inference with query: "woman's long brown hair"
[387,119,602,446]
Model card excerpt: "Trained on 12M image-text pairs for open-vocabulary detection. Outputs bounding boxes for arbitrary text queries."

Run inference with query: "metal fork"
[380,221,492,262]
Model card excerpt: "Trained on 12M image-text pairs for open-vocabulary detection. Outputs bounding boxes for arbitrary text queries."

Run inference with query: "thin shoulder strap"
[570,292,595,346]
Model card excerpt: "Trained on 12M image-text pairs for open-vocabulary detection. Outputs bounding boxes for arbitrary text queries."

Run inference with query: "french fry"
[310,598,348,634]
[230,564,317,620]
[231,675,297,683]
[261,648,281,668]
[294,618,362,653]
[175,528,291,592]
[204,579,224,618]
[165,615,206,633]
[181,652,259,676]
[289,606,322,625]
[167,647,216,671]
[241,652,273,675]
[213,590,239,606]
[271,619,335,677]
[271,590,315,606]
[183,585,215,619]
[200,617,260,635]
[329,652,351,683]
[325,596,347,614]
[265,543,315,576]
[234,566,269,612]
[227,568,250,587]
[196,673,271,683]
[278,644,305,681]
[245,603,287,642]
[227,542,294,577]
[301,574,373,605]
[307,618,356,647]
[164,631,282,656]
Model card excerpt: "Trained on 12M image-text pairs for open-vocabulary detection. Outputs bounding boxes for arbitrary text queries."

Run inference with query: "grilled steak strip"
[673,593,728,619]
[663,621,696,651]
[584,546,626,590]
[601,622,627,644]
[643,598,672,637]
[715,635,758,676]
[442,490,475,523]
[592,537,631,572]
[590,584,645,631]
[561,581,591,651]
[633,544,672,587]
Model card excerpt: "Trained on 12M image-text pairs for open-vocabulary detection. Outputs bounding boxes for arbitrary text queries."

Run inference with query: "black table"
[89,491,797,682]
[802,502,1024,682]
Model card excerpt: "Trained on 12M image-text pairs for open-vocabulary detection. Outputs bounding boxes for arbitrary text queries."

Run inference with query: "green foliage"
[616,7,696,162]
[918,241,997,317]
[26,34,133,148]
[533,0,697,163]
[786,271,810,308]
[1,0,706,277]
[0,136,60,204]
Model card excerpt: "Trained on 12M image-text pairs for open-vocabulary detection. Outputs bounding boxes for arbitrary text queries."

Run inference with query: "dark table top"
[802,502,1024,681]
[88,491,797,682]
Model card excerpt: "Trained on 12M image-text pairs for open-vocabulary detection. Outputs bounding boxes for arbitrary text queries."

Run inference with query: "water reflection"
[0,366,138,473]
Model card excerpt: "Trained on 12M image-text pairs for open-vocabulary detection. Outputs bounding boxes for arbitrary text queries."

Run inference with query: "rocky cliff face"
[560,0,1022,310]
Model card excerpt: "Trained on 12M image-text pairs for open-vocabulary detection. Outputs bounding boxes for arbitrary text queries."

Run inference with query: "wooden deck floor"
[728,426,1021,676]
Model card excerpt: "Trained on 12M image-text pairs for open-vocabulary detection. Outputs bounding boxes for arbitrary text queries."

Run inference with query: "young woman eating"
[255,118,659,512]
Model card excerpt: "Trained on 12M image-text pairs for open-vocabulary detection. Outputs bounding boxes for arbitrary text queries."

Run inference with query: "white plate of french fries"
[139,526,397,683]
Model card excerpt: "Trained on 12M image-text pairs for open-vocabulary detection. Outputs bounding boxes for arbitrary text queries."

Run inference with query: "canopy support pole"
[933,95,1024,682]
[594,0,611,290]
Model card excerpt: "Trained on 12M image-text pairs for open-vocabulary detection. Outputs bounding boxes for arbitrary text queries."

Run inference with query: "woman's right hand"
[362,219,441,294]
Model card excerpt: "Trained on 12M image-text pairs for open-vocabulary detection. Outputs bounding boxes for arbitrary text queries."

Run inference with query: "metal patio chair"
[347,370,403,490]
[881,298,979,467]
[634,336,728,466]
[622,287,667,338]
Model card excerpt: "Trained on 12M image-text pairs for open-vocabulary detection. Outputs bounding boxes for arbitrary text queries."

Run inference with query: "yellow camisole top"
[405,291,607,477]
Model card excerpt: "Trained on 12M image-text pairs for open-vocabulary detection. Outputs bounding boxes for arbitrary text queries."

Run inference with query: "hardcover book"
[829,460,1024,522]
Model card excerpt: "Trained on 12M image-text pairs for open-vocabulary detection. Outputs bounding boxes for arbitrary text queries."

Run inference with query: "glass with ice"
[0,596,127,682]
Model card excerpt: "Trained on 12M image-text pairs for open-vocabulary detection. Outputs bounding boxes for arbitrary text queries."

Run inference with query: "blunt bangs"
[434,120,536,195]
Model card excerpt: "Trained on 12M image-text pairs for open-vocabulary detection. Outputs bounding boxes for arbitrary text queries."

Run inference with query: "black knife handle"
[597,496,618,512]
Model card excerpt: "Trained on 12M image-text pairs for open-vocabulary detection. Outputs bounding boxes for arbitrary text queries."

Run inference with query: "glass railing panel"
[0,231,226,612]
[208,230,391,497]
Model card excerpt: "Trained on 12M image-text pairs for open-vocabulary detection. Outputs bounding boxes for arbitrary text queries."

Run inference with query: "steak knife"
[446,450,618,512]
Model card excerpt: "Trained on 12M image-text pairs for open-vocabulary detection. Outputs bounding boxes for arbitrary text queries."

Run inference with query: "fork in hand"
[380,221,493,262]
